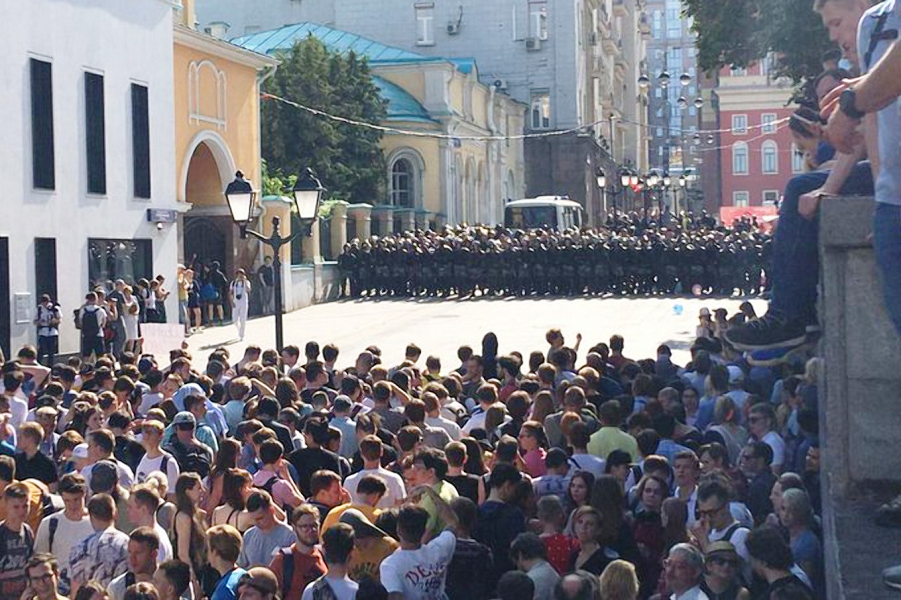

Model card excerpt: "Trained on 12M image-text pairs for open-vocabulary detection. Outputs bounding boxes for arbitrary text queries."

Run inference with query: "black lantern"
[225,171,257,229]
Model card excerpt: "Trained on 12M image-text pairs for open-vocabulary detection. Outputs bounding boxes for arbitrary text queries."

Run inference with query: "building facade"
[195,0,648,224]
[643,0,701,177]
[716,61,797,208]
[233,23,527,228]
[0,0,179,356]
[173,0,279,288]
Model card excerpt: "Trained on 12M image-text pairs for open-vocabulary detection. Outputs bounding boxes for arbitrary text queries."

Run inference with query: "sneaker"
[883,564,901,590]
[875,494,901,528]
[724,311,809,351]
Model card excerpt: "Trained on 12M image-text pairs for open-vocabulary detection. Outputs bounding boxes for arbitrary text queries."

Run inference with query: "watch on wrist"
[840,88,866,120]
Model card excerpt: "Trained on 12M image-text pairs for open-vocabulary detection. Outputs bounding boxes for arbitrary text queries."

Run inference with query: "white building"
[0,0,179,356]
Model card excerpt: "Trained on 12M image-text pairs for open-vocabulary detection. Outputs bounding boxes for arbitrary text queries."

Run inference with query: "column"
[330,201,349,259]
[372,206,394,235]
[347,203,373,240]
[397,208,416,232]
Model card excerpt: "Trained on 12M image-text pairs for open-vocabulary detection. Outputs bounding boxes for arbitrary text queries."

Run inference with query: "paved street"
[186,295,766,366]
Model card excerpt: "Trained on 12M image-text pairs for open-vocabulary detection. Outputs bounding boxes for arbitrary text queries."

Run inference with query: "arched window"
[390,159,414,207]
[791,143,805,173]
[762,140,778,174]
[732,142,749,175]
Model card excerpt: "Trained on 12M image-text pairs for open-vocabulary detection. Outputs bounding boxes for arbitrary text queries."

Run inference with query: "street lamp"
[596,167,607,190]
[680,72,692,86]
[224,168,325,351]
[658,71,671,88]
[694,97,704,110]
[638,74,650,92]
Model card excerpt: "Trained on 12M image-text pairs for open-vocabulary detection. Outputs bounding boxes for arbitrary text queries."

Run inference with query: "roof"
[372,77,437,124]
[231,22,477,71]
[505,197,584,209]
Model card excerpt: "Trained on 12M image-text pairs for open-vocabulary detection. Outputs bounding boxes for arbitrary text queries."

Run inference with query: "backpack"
[80,307,101,337]
[48,516,59,553]
[200,283,219,302]
[256,475,295,523]
[173,442,211,479]
[279,547,296,598]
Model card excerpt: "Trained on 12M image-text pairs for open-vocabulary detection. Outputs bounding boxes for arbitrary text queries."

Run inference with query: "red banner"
[720,206,778,231]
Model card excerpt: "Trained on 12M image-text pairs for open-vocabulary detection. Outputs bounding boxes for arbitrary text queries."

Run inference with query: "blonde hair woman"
[599,559,640,600]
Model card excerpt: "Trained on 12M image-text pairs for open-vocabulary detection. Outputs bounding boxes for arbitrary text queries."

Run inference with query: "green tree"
[684,0,833,84]
[262,37,388,203]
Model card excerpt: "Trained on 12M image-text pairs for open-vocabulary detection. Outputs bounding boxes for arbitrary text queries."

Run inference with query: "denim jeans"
[769,163,874,321]
[874,202,901,337]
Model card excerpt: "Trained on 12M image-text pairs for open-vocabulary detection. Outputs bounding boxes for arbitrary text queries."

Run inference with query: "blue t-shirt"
[815,142,836,166]
[858,0,901,206]
[212,568,247,600]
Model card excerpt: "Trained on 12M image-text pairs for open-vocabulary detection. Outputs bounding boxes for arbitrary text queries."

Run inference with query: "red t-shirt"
[542,533,579,575]
[269,544,328,600]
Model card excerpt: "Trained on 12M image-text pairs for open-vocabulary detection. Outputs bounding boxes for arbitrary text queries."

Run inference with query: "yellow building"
[233,23,527,230]
[172,0,279,276]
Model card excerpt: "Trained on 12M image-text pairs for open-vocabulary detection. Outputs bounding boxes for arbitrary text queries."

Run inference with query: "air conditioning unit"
[493,79,508,91]
[447,22,460,35]
[526,37,542,51]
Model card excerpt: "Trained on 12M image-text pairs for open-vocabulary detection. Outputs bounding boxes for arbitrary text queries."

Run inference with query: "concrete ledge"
[820,195,901,598]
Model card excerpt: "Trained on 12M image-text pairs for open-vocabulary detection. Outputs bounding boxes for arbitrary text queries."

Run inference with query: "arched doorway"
[183,217,227,271]
[181,136,240,277]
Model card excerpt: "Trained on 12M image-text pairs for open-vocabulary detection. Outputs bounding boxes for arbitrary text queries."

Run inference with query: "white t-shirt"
[301,575,359,600]
[8,395,27,429]
[139,392,164,415]
[425,415,462,441]
[135,452,180,487]
[567,454,606,479]
[762,431,786,468]
[344,467,407,509]
[380,530,456,600]
[34,512,95,593]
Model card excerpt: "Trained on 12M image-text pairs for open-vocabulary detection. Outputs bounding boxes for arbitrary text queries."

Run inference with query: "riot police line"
[336,216,772,299]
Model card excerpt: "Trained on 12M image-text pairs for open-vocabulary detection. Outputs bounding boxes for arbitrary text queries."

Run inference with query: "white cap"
[727,365,744,384]
[72,443,89,459]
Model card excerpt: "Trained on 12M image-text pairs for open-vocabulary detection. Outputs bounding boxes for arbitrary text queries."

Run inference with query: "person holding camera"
[229,269,251,341]
[34,294,61,366]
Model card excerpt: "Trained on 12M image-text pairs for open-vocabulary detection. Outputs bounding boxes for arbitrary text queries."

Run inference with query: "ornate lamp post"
[225,168,325,351]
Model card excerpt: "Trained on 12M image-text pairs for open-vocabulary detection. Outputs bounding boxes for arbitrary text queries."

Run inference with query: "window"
[652,10,662,38]
[530,91,550,129]
[761,113,777,134]
[390,158,415,207]
[655,88,662,99]
[732,142,749,175]
[30,58,55,190]
[530,1,548,40]
[792,143,805,173]
[132,84,151,199]
[763,190,780,205]
[762,141,778,173]
[666,0,681,38]
[656,127,663,137]
[732,114,747,135]
[34,238,57,302]
[85,72,106,195]
[733,191,750,207]
[87,239,152,288]
[415,4,435,45]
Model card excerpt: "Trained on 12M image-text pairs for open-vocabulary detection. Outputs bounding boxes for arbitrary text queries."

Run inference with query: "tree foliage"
[684,0,834,84]
[262,37,388,203]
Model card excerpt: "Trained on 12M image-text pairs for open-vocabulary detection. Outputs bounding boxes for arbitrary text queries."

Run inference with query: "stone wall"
[819,195,901,495]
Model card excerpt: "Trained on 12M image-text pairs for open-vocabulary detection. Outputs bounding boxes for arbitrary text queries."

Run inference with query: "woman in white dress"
[122,285,141,353]
[230,269,251,341]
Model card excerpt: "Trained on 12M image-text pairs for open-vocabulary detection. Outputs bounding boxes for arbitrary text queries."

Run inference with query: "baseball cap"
[606,449,633,468]
[172,412,196,427]
[238,567,279,595]
[72,443,89,460]
[726,365,744,384]
[339,508,389,539]
[699,308,711,317]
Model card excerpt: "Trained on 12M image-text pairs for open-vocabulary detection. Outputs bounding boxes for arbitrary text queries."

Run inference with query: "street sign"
[146,208,178,223]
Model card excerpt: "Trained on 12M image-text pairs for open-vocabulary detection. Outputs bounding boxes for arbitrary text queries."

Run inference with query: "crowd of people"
[0,304,825,600]
[336,216,772,300]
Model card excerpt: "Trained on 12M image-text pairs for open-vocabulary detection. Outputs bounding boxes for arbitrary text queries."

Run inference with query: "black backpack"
[172,442,211,479]
[80,307,101,337]
[256,475,295,523]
